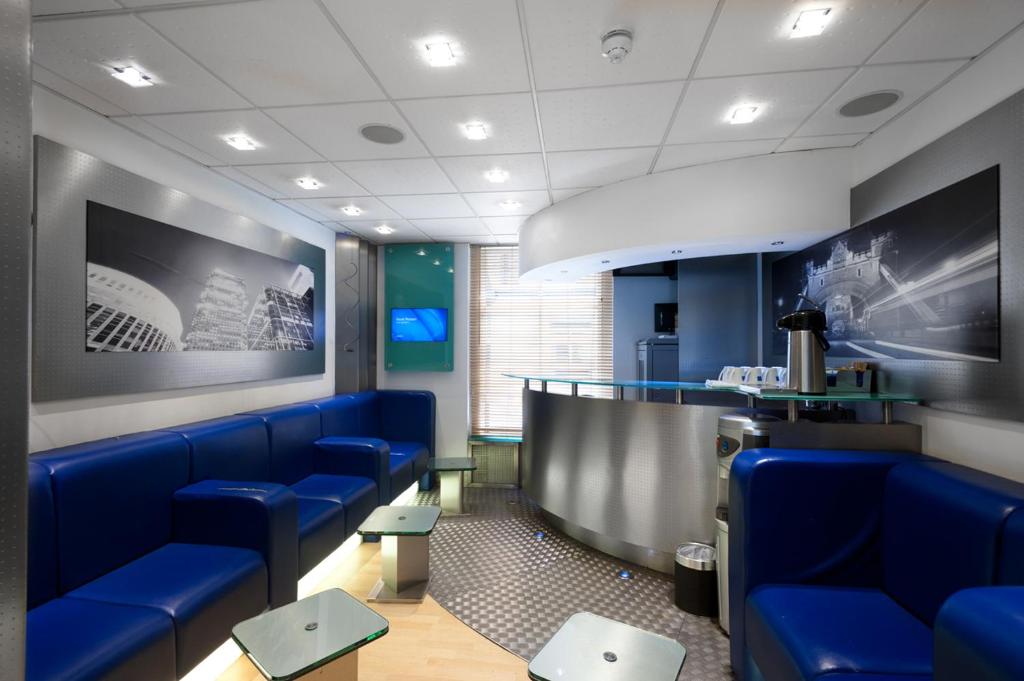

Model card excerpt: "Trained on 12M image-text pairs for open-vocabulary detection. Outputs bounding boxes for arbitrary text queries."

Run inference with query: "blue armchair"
[731,449,1024,681]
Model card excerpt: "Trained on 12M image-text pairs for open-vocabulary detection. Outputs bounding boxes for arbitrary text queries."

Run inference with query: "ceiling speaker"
[360,124,405,144]
[838,91,902,117]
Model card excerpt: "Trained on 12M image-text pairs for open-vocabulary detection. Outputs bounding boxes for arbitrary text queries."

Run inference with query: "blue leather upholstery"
[934,587,1024,681]
[315,436,391,504]
[27,463,56,610]
[290,474,377,535]
[27,598,176,681]
[998,509,1024,584]
[70,543,267,676]
[33,432,190,593]
[244,403,321,485]
[297,498,347,575]
[174,479,298,607]
[883,462,1024,625]
[747,585,932,681]
[165,415,271,483]
[391,440,430,482]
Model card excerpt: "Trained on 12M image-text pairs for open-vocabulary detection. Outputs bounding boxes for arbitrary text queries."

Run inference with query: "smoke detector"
[601,29,633,64]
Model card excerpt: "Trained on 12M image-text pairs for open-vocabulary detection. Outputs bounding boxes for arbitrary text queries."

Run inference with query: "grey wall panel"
[0,0,31,676]
[33,137,326,401]
[334,235,377,393]
[848,89,1024,420]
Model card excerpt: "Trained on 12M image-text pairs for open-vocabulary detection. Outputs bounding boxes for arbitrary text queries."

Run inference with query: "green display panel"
[384,243,455,372]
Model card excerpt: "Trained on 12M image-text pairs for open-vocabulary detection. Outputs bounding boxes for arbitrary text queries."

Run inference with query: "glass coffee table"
[528,612,686,681]
[232,588,388,681]
[357,505,441,603]
[427,457,478,514]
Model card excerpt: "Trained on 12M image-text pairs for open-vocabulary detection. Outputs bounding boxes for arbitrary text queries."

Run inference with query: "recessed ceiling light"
[223,133,259,151]
[341,205,363,217]
[790,8,832,38]
[499,199,522,210]
[110,66,154,88]
[728,105,761,125]
[295,177,322,190]
[416,248,427,256]
[433,259,441,266]
[424,41,458,67]
[462,122,489,141]
[375,224,395,235]
[484,168,510,183]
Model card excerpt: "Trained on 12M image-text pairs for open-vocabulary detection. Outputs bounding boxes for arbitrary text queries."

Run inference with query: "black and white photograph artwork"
[772,165,1000,362]
[86,201,315,353]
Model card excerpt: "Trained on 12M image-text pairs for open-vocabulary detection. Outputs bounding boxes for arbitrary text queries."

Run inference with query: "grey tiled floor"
[413,487,735,680]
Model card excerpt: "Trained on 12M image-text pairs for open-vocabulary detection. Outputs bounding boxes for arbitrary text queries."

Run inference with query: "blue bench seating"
[309,391,435,504]
[731,449,1024,681]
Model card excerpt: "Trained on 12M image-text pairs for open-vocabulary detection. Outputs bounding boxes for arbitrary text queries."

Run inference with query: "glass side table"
[232,588,388,681]
[427,457,478,515]
[357,505,441,603]
[528,612,686,681]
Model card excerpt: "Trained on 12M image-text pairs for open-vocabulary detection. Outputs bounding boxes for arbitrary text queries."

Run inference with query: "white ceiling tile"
[551,187,594,202]
[776,133,866,152]
[300,196,400,222]
[32,14,250,115]
[33,0,119,17]
[436,154,547,193]
[111,116,226,166]
[411,218,491,237]
[796,60,966,136]
[335,158,456,195]
[547,148,656,189]
[696,0,921,78]
[523,0,717,90]
[380,194,474,219]
[441,234,497,244]
[333,219,429,243]
[210,166,280,198]
[397,93,541,156]
[463,190,550,217]
[320,0,529,99]
[666,69,853,144]
[482,216,527,233]
[655,139,782,172]
[539,82,683,151]
[266,102,429,161]
[141,0,384,107]
[871,0,1024,64]
[33,64,128,116]
[493,233,518,244]
[234,162,369,198]
[278,199,332,223]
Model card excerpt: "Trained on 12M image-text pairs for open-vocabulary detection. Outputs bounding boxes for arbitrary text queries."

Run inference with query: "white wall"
[30,86,337,451]
[376,244,470,460]
[613,276,677,397]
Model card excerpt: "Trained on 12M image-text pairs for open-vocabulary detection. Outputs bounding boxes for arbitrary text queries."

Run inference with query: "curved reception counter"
[514,375,920,574]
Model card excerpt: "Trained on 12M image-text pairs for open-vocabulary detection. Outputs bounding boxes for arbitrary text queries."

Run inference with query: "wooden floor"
[219,542,530,681]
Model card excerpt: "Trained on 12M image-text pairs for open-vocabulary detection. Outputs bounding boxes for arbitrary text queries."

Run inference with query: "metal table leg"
[787,401,799,423]
[368,534,431,603]
[306,650,358,680]
[438,469,465,515]
[882,401,894,425]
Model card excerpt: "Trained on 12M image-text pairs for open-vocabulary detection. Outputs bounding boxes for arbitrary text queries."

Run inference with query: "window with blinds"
[470,245,613,436]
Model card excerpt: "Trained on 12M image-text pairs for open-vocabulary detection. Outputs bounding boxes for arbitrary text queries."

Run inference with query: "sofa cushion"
[242,404,322,486]
[999,510,1024,584]
[27,598,175,681]
[297,498,347,575]
[389,455,415,499]
[747,585,933,681]
[934,587,1024,681]
[166,415,270,483]
[33,432,190,593]
[390,440,430,480]
[69,543,267,676]
[883,462,1024,624]
[290,474,378,535]
[28,463,56,610]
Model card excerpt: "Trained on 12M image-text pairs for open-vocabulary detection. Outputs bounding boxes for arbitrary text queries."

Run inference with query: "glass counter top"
[503,373,919,404]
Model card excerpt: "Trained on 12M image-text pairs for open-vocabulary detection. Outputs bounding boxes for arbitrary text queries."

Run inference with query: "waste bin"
[674,543,718,617]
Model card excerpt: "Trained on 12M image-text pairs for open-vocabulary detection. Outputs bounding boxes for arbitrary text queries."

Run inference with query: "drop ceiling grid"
[28,0,1024,245]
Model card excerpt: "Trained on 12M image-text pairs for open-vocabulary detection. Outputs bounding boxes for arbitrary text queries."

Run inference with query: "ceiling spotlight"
[499,199,522,210]
[416,248,427,256]
[110,66,154,88]
[433,259,441,266]
[223,133,259,151]
[728,105,761,125]
[462,122,489,141]
[600,29,634,65]
[375,224,395,235]
[424,40,458,67]
[295,177,322,190]
[341,205,363,217]
[484,168,510,183]
[790,8,832,38]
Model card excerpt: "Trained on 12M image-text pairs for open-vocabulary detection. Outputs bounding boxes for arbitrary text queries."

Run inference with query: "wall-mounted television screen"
[391,307,449,342]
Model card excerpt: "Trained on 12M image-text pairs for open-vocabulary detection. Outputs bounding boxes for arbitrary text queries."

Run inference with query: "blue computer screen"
[390,308,449,342]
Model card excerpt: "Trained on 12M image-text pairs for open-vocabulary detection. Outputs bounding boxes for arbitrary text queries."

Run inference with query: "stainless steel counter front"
[522,389,732,573]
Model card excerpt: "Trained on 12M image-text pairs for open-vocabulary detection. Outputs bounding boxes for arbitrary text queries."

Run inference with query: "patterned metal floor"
[412,487,734,680]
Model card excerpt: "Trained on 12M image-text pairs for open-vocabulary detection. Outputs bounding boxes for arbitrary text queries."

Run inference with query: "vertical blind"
[470,246,613,436]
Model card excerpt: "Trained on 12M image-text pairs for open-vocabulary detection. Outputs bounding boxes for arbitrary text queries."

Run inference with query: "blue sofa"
[310,391,435,504]
[27,432,296,680]
[731,449,1024,681]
